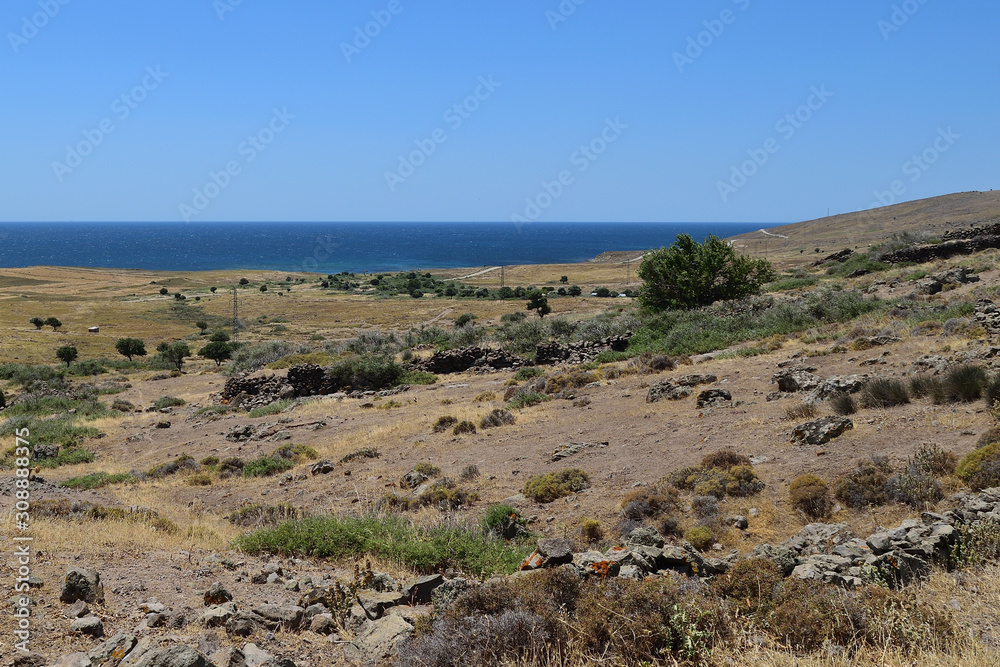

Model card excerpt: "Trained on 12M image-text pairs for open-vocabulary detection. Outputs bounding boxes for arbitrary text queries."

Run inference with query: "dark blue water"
[0,222,770,273]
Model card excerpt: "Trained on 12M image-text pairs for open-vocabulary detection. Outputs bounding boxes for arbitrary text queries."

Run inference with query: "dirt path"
[455,266,500,279]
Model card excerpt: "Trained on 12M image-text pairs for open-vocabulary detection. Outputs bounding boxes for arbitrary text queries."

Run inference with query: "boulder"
[646,380,691,403]
[132,647,208,667]
[400,574,443,605]
[520,538,574,570]
[251,604,303,630]
[199,602,237,628]
[70,616,104,638]
[13,653,47,667]
[343,615,414,665]
[310,460,334,475]
[750,544,798,576]
[88,633,138,667]
[696,388,731,408]
[61,568,104,604]
[625,526,664,549]
[791,416,853,445]
[772,368,822,393]
[782,523,853,556]
[676,374,717,387]
[355,591,405,620]
[65,599,90,618]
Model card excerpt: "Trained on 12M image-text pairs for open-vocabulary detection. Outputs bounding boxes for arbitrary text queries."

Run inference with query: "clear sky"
[1,0,996,223]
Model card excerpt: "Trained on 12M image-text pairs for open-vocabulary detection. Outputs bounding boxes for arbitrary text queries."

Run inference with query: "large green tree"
[56,346,78,366]
[199,341,233,367]
[637,234,775,311]
[115,338,147,362]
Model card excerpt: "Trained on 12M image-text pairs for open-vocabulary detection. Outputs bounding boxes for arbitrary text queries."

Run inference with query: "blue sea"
[0,222,769,274]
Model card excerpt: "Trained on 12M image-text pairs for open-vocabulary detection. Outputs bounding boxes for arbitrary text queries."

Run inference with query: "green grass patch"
[906,300,976,325]
[1,395,115,420]
[824,254,889,278]
[514,367,545,381]
[152,396,186,410]
[62,472,137,490]
[234,513,530,576]
[247,399,296,418]
[0,415,101,450]
[400,370,438,385]
[242,456,295,478]
[506,392,551,410]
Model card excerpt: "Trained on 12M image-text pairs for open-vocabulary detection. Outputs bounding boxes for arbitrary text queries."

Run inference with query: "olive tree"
[115,338,147,362]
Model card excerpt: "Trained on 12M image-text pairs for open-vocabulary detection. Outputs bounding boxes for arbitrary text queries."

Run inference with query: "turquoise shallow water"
[0,221,770,273]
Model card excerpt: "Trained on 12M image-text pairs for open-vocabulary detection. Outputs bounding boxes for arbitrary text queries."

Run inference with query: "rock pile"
[219,364,410,410]
[975,298,1000,336]
[410,346,525,374]
[534,335,631,365]
[646,374,718,403]
[771,367,868,402]
[879,235,1000,264]
[914,266,979,295]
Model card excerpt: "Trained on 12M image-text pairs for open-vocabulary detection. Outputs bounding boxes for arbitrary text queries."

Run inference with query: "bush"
[247,399,296,418]
[272,443,318,462]
[860,378,910,408]
[668,453,764,498]
[414,462,441,477]
[218,457,245,477]
[242,456,295,478]
[909,374,942,399]
[397,610,553,667]
[514,367,544,381]
[433,416,458,433]
[452,421,476,435]
[835,456,892,508]
[580,518,604,543]
[942,363,987,402]
[771,578,862,652]
[226,340,312,375]
[147,455,198,479]
[506,392,550,410]
[789,474,834,519]
[339,447,380,464]
[830,391,857,415]
[620,484,680,522]
[152,396,186,410]
[956,442,1000,491]
[683,526,714,551]
[710,558,784,616]
[325,355,403,391]
[523,468,590,503]
[480,408,515,429]
[186,473,212,486]
[638,233,775,310]
[481,504,526,539]
[236,514,530,576]
[459,464,480,481]
[983,375,1000,409]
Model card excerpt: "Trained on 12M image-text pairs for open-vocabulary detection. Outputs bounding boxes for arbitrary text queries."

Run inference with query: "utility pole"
[231,286,239,342]
[500,266,505,297]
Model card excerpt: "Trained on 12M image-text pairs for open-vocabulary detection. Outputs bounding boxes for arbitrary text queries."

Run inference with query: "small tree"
[174,293,185,301]
[44,317,62,331]
[209,331,231,342]
[260,285,267,292]
[567,285,582,297]
[115,338,147,362]
[526,292,552,318]
[29,317,44,330]
[454,313,477,328]
[199,341,233,367]
[157,341,191,371]
[56,346,78,366]
[159,288,169,295]
[239,278,249,286]
[638,234,775,311]
[210,287,217,293]
[195,321,209,334]
[560,275,569,284]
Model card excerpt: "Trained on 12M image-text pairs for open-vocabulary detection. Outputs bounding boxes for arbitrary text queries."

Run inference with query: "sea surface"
[0,222,770,274]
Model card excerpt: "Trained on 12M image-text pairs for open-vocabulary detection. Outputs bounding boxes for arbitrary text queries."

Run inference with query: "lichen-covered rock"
[791,416,854,445]
[696,388,731,408]
[61,567,105,604]
[646,380,691,403]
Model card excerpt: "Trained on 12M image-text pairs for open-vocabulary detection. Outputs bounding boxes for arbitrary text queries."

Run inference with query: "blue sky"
[1,0,996,223]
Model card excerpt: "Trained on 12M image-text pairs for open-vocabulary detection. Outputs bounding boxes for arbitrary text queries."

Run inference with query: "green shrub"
[414,462,442,477]
[432,416,458,433]
[242,456,295,478]
[956,442,1000,491]
[835,456,892,508]
[668,452,764,499]
[247,399,296,418]
[480,408,515,429]
[951,519,1000,567]
[452,421,476,435]
[860,378,910,408]
[580,518,604,543]
[61,472,137,490]
[152,395,186,410]
[0,415,100,451]
[506,392,550,410]
[186,473,213,486]
[400,370,438,385]
[523,468,590,503]
[909,374,942,399]
[942,364,987,402]
[789,474,834,519]
[218,457,245,477]
[325,355,403,391]
[683,526,714,551]
[147,455,198,479]
[983,375,1000,409]
[620,484,680,522]
[235,514,530,576]
[200,456,220,466]
[514,367,544,381]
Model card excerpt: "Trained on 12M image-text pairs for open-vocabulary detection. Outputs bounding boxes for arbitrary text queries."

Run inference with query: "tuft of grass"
[784,402,817,421]
[247,399,296,418]
[830,392,857,415]
[453,420,477,435]
[523,468,590,503]
[860,378,910,409]
[235,514,530,576]
[942,364,987,403]
[480,408,515,429]
[414,462,441,477]
[339,447,380,464]
[789,474,834,519]
[506,392,550,410]
[514,367,545,381]
[401,370,438,385]
[61,472,137,490]
[228,503,301,528]
[433,416,458,433]
[272,443,318,462]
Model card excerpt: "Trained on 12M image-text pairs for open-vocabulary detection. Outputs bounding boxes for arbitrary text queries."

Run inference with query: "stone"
[200,602,237,628]
[809,375,868,401]
[309,614,335,635]
[203,582,232,606]
[61,567,105,604]
[54,654,91,667]
[209,648,246,667]
[343,615,414,664]
[70,616,105,637]
[65,599,91,618]
[88,633,138,667]
[132,646,207,667]
[696,388,731,408]
[676,374,717,387]
[240,645,272,667]
[225,617,256,637]
[625,526,665,549]
[782,523,853,556]
[356,591,405,620]
[728,515,749,530]
[750,544,798,576]
[155,421,171,429]
[400,574,444,605]
[577,551,621,578]
[772,368,822,393]
[791,416,854,445]
[646,380,691,403]
[12,653,47,667]
[310,460,334,475]
[536,538,574,566]
[252,604,303,630]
